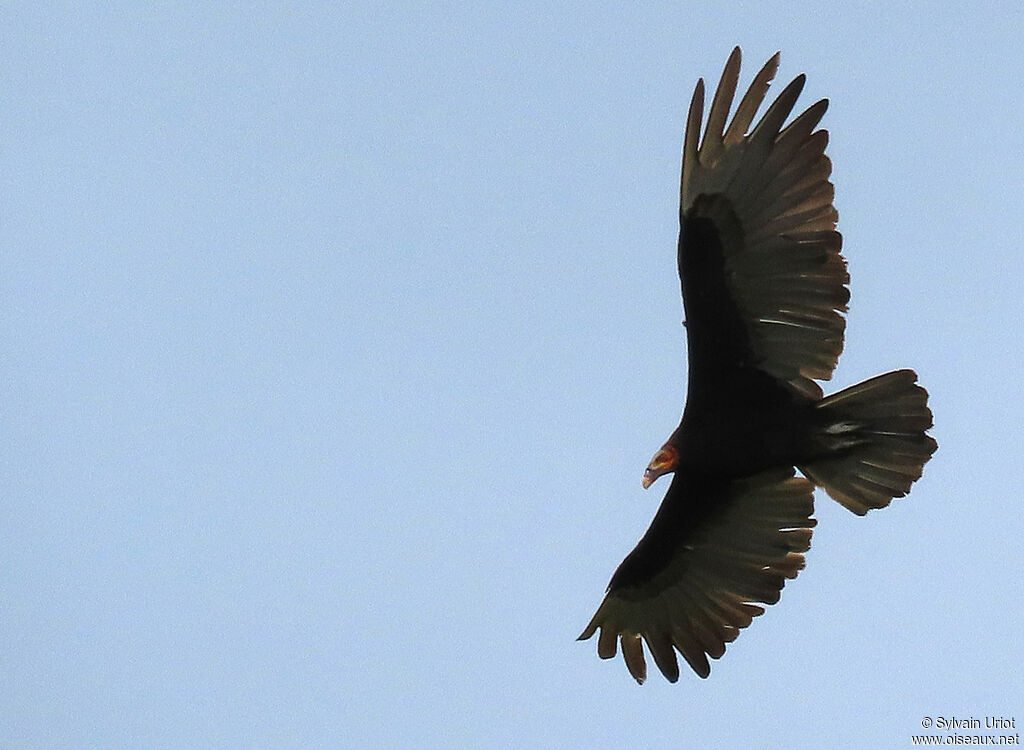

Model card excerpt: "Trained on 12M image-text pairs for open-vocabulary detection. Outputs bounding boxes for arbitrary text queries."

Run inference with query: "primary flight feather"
[579,48,937,683]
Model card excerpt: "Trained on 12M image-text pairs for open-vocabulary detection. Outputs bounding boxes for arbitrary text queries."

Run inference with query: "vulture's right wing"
[678,48,849,398]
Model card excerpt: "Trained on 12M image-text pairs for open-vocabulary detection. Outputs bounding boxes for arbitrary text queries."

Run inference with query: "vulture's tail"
[799,369,937,515]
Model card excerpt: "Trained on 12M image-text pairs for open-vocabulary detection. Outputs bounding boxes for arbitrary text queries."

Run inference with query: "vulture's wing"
[679,47,848,398]
[578,467,816,681]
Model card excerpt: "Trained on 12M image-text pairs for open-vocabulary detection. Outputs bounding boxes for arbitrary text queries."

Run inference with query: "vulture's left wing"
[578,467,816,681]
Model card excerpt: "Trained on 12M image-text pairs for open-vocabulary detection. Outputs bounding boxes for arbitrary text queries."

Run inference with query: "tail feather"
[799,369,937,515]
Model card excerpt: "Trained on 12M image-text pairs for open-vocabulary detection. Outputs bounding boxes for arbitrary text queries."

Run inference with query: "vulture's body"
[579,49,937,683]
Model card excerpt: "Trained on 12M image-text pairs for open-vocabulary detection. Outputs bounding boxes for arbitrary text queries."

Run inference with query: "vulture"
[579,48,937,683]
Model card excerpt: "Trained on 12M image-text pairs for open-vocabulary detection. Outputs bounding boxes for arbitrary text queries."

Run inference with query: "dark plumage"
[579,48,937,683]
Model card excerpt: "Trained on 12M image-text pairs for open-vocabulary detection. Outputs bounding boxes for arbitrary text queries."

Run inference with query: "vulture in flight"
[579,48,937,683]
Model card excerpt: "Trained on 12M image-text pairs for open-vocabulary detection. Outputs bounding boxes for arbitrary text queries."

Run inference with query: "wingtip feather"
[621,634,647,684]
[701,47,743,161]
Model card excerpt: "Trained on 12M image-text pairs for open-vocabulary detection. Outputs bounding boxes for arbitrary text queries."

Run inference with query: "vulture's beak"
[642,445,679,489]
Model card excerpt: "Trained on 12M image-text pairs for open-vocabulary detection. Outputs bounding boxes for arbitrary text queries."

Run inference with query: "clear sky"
[3,3,1022,748]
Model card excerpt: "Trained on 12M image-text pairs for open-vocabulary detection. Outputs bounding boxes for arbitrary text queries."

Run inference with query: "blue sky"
[3,3,1022,748]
